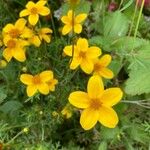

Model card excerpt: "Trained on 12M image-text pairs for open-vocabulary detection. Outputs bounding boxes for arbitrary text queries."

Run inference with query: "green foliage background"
[0,0,150,149]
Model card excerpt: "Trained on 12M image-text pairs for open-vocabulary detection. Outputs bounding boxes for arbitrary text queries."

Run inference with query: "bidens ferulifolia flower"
[64,38,101,74]
[93,55,114,79]
[2,18,32,39]
[20,1,50,26]
[61,10,87,35]
[3,37,28,62]
[69,75,123,130]
[20,70,58,97]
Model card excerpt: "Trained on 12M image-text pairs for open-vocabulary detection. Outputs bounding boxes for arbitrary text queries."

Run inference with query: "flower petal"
[40,70,53,82]
[67,10,73,18]
[99,67,114,79]
[77,38,88,52]
[20,9,30,17]
[38,7,50,16]
[80,59,93,74]
[28,14,39,26]
[62,25,72,35]
[87,75,104,99]
[75,14,87,23]
[87,46,101,58]
[13,49,26,62]
[63,45,73,56]
[15,18,26,30]
[30,35,41,47]
[69,91,90,108]
[74,24,82,34]
[99,54,112,67]
[38,83,49,95]
[98,106,119,128]
[26,1,35,9]
[80,108,99,130]
[3,48,12,62]
[61,16,70,24]
[70,58,81,70]
[27,85,37,97]
[3,24,14,33]
[36,1,47,6]
[100,88,123,107]
[20,74,33,85]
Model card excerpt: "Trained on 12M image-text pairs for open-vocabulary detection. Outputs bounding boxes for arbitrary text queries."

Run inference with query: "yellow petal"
[67,10,73,18]
[20,9,30,17]
[27,85,37,97]
[77,38,88,52]
[26,1,35,9]
[48,79,58,91]
[15,18,26,30]
[69,91,90,108]
[3,24,14,33]
[98,67,114,79]
[87,75,104,99]
[98,106,118,128]
[80,108,99,130]
[13,49,26,62]
[70,58,81,70]
[100,88,123,107]
[63,45,73,56]
[40,28,52,33]
[99,54,112,67]
[38,7,50,16]
[74,24,82,34]
[38,83,49,95]
[80,59,93,74]
[62,25,72,35]
[36,1,47,6]
[30,35,41,47]
[20,74,33,85]
[42,35,51,43]
[3,48,13,62]
[40,70,53,82]
[61,16,70,24]
[75,14,87,23]
[21,27,33,38]
[28,14,39,26]
[87,46,101,58]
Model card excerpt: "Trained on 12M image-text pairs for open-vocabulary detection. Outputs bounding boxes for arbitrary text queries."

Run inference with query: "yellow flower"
[69,75,123,130]
[3,37,28,62]
[61,105,72,119]
[20,70,57,97]
[20,1,50,26]
[23,127,29,133]
[28,33,41,47]
[38,27,53,43]
[64,38,101,74]
[0,60,7,68]
[2,18,32,39]
[61,10,87,35]
[93,55,114,79]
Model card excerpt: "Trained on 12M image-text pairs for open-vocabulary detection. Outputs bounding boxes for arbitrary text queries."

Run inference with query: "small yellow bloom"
[52,111,59,117]
[23,127,29,133]
[61,10,87,35]
[38,28,53,43]
[93,55,114,79]
[20,70,57,97]
[0,60,7,68]
[69,75,123,130]
[2,18,32,39]
[22,66,28,72]
[20,1,50,26]
[3,37,28,62]
[61,105,72,119]
[28,34,41,47]
[64,38,101,74]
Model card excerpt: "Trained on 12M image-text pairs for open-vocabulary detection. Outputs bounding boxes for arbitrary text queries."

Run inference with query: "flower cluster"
[61,6,123,130]
[1,0,57,97]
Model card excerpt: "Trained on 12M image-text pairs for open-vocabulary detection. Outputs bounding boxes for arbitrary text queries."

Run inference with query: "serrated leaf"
[103,11,129,39]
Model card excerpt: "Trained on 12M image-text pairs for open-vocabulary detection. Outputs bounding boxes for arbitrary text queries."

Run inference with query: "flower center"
[33,75,41,85]
[9,29,20,38]
[30,7,38,15]
[94,63,101,72]
[7,40,16,48]
[90,99,102,110]
[79,51,86,59]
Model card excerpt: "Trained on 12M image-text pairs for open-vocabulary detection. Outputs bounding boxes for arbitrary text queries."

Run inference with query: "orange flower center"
[9,29,20,38]
[79,51,86,59]
[94,63,101,72]
[30,7,38,15]
[90,99,102,110]
[33,75,42,85]
[7,40,16,48]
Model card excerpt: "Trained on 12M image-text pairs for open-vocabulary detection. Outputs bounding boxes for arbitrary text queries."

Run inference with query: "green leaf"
[98,141,107,150]
[103,11,129,39]
[0,100,23,114]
